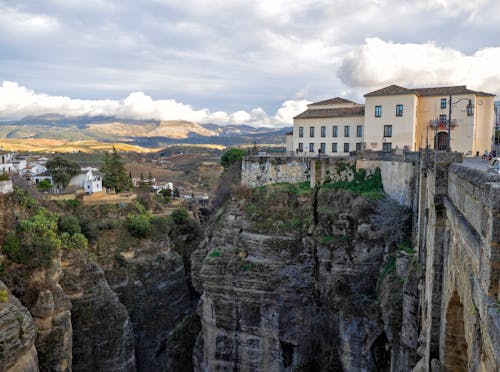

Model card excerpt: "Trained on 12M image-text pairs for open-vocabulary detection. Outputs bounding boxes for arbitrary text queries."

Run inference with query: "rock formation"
[191,185,407,371]
[0,280,38,372]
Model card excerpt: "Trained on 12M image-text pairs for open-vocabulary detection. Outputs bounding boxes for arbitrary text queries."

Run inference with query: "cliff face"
[191,185,403,371]
[60,249,136,372]
[0,280,38,372]
[104,240,199,371]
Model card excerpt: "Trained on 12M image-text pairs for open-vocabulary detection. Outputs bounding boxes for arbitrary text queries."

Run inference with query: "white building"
[288,85,496,157]
[289,97,365,157]
[69,168,102,194]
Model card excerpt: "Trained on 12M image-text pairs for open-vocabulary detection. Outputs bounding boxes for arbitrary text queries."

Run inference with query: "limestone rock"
[0,281,38,372]
[60,250,136,372]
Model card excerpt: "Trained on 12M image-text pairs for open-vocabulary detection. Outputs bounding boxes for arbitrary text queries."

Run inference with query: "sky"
[1,0,500,127]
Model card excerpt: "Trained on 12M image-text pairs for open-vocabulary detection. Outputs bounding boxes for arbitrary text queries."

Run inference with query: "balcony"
[429,119,457,130]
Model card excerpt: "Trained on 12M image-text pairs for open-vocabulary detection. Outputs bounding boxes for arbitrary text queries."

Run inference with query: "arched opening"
[435,132,449,151]
[444,292,468,372]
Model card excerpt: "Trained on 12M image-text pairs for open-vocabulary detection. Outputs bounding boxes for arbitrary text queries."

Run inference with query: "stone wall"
[413,154,500,371]
[438,165,500,371]
[241,156,309,187]
[0,180,13,194]
[357,159,416,207]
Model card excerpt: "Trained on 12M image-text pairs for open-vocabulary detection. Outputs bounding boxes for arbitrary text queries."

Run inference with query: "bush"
[37,179,52,190]
[58,215,81,235]
[61,232,88,250]
[220,148,245,169]
[151,216,170,237]
[171,208,189,225]
[2,208,62,267]
[0,172,10,181]
[127,213,152,238]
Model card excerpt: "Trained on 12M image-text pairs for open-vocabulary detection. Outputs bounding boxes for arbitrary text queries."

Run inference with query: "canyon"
[0,150,499,372]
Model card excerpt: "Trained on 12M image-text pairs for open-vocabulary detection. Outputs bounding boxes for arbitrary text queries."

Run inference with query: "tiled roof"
[364,85,413,97]
[294,105,365,119]
[365,84,495,97]
[309,97,358,106]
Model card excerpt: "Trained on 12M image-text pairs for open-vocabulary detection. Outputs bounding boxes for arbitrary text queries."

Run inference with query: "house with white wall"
[289,85,496,157]
[68,168,102,194]
[290,97,365,157]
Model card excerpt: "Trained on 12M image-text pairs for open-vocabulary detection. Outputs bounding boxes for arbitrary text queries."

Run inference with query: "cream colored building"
[290,97,365,157]
[363,85,496,155]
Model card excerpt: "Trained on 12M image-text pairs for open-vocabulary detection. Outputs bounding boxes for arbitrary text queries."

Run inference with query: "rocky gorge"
[3,154,490,372]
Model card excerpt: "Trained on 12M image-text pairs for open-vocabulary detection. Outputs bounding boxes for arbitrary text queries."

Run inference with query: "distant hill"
[0,115,291,148]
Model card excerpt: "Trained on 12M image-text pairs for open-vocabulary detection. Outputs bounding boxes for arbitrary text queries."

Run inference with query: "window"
[382,143,392,152]
[332,143,338,153]
[441,98,447,109]
[309,127,315,137]
[298,127,304,137]
[439,114,447,124]
[356,143,362,151]
[344,126,350,137]
[309,143,314,152]
[396,104,403,116]
[321,126,326,137]
[356,125,363,137]
[375,105,382,117]
[298,143,303,152]
[333,126,338,137]
[320,143,326,154]
[344,143,350,153]
[383,125,392,137]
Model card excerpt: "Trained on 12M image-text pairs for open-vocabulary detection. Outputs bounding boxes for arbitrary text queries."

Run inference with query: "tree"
[102,147,132,193]
[46,156,81,188]
[220,148,245,169]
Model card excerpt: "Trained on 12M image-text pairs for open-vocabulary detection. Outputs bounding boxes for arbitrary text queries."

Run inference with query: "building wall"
[293,116,364,157]
[417,94,475,154]
[364,94,418,151]
[0,180,13,194]
[473,95,495,155]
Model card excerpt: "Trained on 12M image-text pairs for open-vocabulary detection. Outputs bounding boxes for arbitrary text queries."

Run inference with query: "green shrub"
[0,290,8,303]
[151,216,170,237]
[397,240,415,254]
[0,172,10,181]
[220,148,245,169]
[379,255,396,282]
[58,215,81,235]
[37,179,52,190]
[61,232,88,250]
[171,208,189,225]
[127,213,152,238]
[209,249,221,258]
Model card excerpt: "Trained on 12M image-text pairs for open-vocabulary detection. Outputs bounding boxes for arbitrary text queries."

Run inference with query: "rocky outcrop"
[60,250,136,372]
[105,241,198,371]
[192,186,396,371]
[0,280,38,372]
[27,258,73,372]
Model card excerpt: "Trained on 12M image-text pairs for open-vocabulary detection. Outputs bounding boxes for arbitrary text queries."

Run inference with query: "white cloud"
[338,38,500,95]
[0,5,60,34]
[0,81,306,126]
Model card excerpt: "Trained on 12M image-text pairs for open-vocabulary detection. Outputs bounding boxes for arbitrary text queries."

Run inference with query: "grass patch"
[397,240,415,254]
[322,167,383,195]
[379,255,396,282]
[209,249,221,258]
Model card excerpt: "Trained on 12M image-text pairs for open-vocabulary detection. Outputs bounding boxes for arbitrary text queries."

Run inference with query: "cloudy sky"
[1,0,500,126]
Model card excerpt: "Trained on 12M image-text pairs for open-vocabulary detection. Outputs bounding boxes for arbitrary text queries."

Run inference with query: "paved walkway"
[462,157,490,171]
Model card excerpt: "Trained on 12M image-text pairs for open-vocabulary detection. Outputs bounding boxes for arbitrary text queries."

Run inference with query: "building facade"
[290,97,365,157]
[289,85,496,157]
[364,85,495,155]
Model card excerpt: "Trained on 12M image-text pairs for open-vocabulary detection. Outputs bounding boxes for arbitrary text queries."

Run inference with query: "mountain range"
[0,114,291,147]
